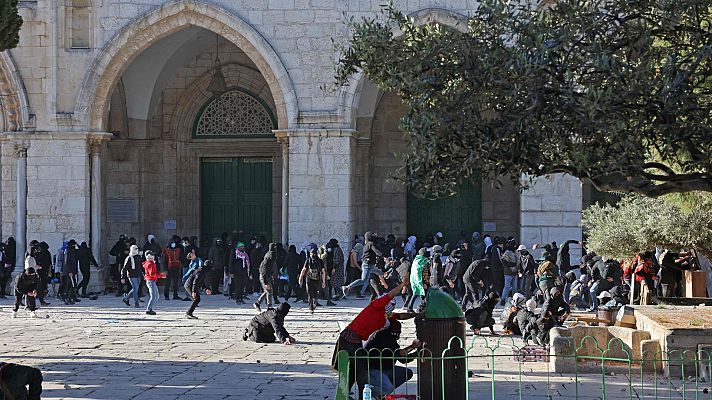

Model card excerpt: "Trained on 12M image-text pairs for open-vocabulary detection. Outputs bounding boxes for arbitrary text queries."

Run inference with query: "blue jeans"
[125,277,140,305]
[589,282,600,309]
[501,275,519,304]
[146,280,158,311]
[368,366,413,397]
[345,263,372,296]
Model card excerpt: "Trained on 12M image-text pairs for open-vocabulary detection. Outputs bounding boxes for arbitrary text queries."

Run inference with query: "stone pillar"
[287,129,356,247]
[520,174,583,261]
[15,144,27,266]
[89,140,103,292]
[89,139,102,262]
[276,133,289,245]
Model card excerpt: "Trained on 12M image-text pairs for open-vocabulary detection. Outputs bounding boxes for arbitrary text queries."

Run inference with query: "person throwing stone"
[332,276,411,398]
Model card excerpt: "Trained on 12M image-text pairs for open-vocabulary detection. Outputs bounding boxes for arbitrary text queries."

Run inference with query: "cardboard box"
[614,321,636,328]
[684,270,707,298]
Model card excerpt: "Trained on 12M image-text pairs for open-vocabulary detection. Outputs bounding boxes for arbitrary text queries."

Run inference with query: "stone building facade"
[0,0,585,286]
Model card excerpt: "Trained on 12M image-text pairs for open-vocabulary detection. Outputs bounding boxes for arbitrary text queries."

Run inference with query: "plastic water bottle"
[363,384,372,400]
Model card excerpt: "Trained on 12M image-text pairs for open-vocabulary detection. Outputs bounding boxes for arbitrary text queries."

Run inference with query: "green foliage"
[581,195,712,259]
[0,0,22,52]
[335,0,712,198]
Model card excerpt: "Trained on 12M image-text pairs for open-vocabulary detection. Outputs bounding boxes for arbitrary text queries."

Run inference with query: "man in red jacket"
[333,276,411,398]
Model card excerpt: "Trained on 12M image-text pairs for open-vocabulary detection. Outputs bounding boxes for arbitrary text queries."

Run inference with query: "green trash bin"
[415,288,467,400]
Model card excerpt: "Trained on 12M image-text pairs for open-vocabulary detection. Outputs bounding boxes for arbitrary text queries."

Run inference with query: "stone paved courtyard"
[0,293,355,400]
[0,293,703,400]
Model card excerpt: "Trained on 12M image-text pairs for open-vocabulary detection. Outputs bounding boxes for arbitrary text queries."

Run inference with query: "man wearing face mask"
[184,251,211,319]
[254,243,278,312]
[121,245,143,308]
[143,250,165,315]
[109,235,129,297]
[12,265,40,318]
[162,239,183,300]
[208,238,227,295]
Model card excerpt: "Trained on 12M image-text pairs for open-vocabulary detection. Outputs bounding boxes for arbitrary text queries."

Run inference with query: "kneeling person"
[242,303,295,345]
[365,319,420,398]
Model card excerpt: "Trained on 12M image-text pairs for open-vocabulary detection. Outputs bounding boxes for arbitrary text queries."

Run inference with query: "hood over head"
[147,234,156,243]
[327,238,338,248]
[364,231,375,242]
[407,236,416,244]
[277,302,291,315]
[268,243,277,252]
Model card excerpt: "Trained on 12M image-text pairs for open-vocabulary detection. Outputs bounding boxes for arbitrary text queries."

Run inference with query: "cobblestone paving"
[0,292,359,400]
[0,294,702,400]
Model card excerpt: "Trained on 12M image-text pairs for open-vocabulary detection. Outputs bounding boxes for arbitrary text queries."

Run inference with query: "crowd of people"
[0,229,706,399]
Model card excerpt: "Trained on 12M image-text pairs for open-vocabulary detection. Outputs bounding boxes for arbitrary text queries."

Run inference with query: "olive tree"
[334,0,712,198]
[0,0,22,52]
[581,194,712,259]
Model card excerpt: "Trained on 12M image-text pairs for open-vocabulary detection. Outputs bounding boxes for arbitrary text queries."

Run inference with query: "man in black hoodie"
[185,257,211,319]
[208,238,227,295]
[242,302,296,345]
[12,266,39,318]
[341,231,382,298]
[0,362,43,400]
[254,243,277,312]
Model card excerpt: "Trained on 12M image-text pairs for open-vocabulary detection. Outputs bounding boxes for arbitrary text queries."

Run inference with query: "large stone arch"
[337,8,469,129]
[0,51,30,132]
[75,0,298,132]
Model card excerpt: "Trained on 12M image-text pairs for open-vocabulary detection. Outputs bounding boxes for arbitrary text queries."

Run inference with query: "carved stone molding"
[0,59,22,132]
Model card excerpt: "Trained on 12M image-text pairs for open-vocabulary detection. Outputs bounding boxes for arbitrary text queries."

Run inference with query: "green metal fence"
[335,336,712,400]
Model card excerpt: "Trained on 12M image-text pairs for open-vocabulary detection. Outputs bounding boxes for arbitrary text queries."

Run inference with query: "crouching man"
[242,303,296,345]
[365,319,421,398]
[0,362,43,400]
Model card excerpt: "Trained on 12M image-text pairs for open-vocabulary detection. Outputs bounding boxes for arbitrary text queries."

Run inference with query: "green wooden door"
[201,158,273,243]
[407,182,482,245]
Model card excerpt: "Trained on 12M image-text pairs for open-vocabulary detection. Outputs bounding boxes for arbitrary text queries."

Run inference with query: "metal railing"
[335,336,712,400]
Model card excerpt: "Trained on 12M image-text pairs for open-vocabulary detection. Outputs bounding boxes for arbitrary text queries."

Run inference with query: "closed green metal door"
[201,158,273,243]
[407,182,482,245]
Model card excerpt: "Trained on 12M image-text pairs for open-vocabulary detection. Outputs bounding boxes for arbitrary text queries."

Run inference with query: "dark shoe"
[185,313,198,319]
[182,297,191,301]
[236,299,245,304]
[242,328,249,341]
[314,302,323,307]
[146,310,156,315]
[135,303,140,308]
[73,298,81,303]
[327,301,337,306]
[253,303,261,312]
[122,298,130,306]
[164,296,169,301]
[40,301,51,306]
[356,295,365,299]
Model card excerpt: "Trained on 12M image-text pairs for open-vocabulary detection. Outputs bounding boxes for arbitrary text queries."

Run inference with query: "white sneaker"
[11,311,17,318]
[29,311,37,318]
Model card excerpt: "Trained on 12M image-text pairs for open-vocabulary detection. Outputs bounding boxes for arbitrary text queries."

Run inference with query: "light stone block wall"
[520,174,583,260]
[367,91,408,237]
[481,180,520,239]
[288,132,355,247]
[12,0,482,131]
[1,143,17,239]
[1,135,90,253]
